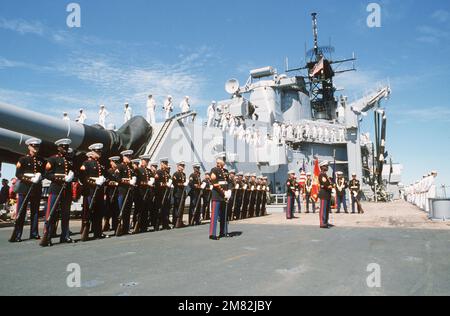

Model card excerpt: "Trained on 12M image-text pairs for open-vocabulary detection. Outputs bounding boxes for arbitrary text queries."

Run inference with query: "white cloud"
[402,106,450,123]
[0,18,44,36]
[432,10,450,23]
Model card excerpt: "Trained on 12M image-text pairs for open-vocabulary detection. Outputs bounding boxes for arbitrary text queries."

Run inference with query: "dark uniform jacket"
[136,167,153,196]
[318,172,333,200]
[155,169,169,191]
[188,172,201,197]
[210,167,228,202]
[349,179,361,197]
[45,154,74,194]
[80,159,106,195]
[172,171,186,199]
[15,155,45,195]
[116,163,135,195]
[106,168,120,197]
[286,178,297,197]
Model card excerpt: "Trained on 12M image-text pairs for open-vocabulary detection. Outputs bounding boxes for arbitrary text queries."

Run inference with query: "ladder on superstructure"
[146,111,197,161]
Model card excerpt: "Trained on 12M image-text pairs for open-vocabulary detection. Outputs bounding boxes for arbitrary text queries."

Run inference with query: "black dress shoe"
[9,238,22,243]
[209,236,220,240]
[320,225,329,229]
[60,238,73,244]
[30,236,41,240]
[327,224,335,228]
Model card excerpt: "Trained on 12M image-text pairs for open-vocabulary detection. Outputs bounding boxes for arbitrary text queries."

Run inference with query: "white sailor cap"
[25,138,42,146]
[215,152,227,160]
[288,170,296,175]
[88,143,103,151]
[251,173,257,177]
[177,161,186,166]
[237,172,244,176]
[124,102,129,106]
[150,161,158,167]
[68,148,74,154]
[352,173,357,177]
[337,171,343,176]
[100,104,105,108]
[86,151,95,158]
[244,173,250,177]
[139,155,151,161]
[229,169,236,174]
[306,172,312,176]
[79,108,84,112]
[431,170,438,175]
[185,96,190,99]
[109,156,121,162]
[160,157,169,163]
[192,163,201,169]
[120,150,134,156]
[319,160,329,168]
[55,138,72,147]
[131,159,141,164]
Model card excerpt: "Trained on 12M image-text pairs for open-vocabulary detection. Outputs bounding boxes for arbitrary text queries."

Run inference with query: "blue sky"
[0,0,449,190]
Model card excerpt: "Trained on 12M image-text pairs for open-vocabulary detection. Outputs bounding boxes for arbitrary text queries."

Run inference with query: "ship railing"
[271,194,288,205]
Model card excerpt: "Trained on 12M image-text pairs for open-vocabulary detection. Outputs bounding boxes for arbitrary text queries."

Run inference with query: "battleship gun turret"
[0,102,153,162]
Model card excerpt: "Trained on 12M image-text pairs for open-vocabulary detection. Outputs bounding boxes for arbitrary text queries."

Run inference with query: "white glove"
[224,190,232,200]
[295,191,299,197]
[31,173,42,184]
[167,179,173,187]
[130,176,137,186]
[148,178,155,186]
[243,184,248,190]
[65,171,74,183]
[235,184,240,190]
[184,180,190,187]
[201,183,207,190]
[251,186,255,191]
[257,185,261,190]
[96,176,106,186]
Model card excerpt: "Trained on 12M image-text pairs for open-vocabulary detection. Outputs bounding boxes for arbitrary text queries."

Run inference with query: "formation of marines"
[8,138,271,245]
[286,160,364,229]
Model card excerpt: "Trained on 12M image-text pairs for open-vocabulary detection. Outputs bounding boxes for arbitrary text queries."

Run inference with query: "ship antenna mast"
[312,12,319,60]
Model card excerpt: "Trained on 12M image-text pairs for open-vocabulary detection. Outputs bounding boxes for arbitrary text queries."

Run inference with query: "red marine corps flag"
[311,158,320,202]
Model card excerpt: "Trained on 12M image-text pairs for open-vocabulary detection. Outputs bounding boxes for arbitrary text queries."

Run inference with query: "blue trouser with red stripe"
[12,193,40,239]
[286,195,295,219]
[44,190,71,240]
[209,199,226,237]
[320,198,331,227]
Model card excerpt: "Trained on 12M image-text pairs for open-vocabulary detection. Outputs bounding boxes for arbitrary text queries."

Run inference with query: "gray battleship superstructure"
[0,13,401,202]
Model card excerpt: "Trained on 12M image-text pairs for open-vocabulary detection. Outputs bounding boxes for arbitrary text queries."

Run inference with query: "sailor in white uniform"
[163,96,173,120]
[98,105,109,128]
[124,103,133,123]
[146,95,156,125]
[207,101,216,128]
[76,109,87,124]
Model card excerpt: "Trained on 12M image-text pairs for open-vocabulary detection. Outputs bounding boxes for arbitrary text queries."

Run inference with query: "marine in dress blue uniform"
[9,138,45,242]
[318,161,333,229]
[115,150,136,235]
[209,153,230,240]
[286,171,297,220]
[104,156,120,232]
[40,139,75,247]
[304,173,316,213]
[335,172,349,214]
[188,163,202,225]
[80,144,107,241]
